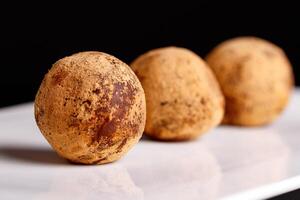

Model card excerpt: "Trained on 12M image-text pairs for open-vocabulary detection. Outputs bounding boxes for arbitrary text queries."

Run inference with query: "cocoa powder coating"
[35,51,146,164]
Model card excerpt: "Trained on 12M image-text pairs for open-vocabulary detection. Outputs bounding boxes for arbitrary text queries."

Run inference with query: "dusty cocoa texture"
[206,37,294,126]
[34,51,146,164]
[131,47,224,141]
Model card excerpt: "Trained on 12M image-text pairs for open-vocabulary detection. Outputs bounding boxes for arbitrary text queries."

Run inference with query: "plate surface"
[0,90,299,200]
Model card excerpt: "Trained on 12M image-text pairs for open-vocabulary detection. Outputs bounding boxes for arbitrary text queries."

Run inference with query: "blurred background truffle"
[206,37,293,126]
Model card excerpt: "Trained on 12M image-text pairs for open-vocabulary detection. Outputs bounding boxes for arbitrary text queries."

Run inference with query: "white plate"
[0,89,299,200]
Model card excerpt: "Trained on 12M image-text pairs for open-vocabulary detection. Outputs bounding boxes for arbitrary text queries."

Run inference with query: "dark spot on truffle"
[160,101,168,106]
[93,116,116,141]
[91,156,108,164]
[95,106,109,114]
[105,56,122,67]
[51,70,68,85]
[224,96,241,118]
[82,100,91,106]
[77,155,93,162]
[245,106,253,113]
[159,119,169,127]
[116,138,127,153]
[186,103,192,108]
[137,75,146,82]
[127,121,140,136]
[110,82,137,120]
[68,112,80,127]
[200,98,207,105]
[92,88,100,94]
[263,49,276,58]
[81,100,92,112]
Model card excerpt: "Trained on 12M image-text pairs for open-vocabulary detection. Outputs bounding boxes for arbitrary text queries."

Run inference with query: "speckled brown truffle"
[206,37,294,126]
[34,51,146,164]
[131,47,224,141]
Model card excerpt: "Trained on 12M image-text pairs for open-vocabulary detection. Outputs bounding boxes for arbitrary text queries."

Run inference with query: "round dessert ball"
[34,51,146,164]
[206,37,294,126]
[131,47,224,141]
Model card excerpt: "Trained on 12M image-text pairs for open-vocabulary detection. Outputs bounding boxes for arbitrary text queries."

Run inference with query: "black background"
[1,1,299,109]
